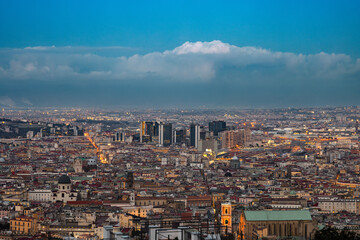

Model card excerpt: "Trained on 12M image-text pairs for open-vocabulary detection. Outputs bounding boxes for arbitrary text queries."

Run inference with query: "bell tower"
[221,202,232,233]
[73,158,83,173]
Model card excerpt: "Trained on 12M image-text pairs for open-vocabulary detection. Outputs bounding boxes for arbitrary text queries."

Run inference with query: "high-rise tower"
[190,124,201,148]
[159,123,172,146]
[209,121,226,136]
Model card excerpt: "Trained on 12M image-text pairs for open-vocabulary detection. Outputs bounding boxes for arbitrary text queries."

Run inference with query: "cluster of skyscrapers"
[131,120,251,151]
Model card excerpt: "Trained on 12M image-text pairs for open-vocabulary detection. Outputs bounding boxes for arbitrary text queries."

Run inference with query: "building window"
[268,224,271,235]
[273,224,276,235]
[279,224,282,236]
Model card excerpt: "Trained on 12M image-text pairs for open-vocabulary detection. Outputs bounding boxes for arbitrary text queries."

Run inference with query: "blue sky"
[0,0,360,108]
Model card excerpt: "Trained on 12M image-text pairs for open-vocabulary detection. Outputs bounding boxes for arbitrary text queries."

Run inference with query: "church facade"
[238,210,315,240]
[52,175,78,203]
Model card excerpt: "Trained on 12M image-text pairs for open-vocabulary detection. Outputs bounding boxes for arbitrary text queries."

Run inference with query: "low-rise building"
[10,216,37,235]
[28,189,52,202]
[318,198,360,214]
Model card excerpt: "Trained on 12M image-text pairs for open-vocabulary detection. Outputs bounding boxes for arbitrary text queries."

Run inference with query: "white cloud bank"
[0,40,359,83]
[170,40,230,54]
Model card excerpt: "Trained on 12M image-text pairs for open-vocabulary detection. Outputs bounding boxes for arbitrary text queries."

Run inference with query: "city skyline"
[1,106,360,239]
[1,2,360,238]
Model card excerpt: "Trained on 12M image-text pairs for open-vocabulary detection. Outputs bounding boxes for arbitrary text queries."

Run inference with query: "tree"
[0,221,10,230]
[314,227,360,240]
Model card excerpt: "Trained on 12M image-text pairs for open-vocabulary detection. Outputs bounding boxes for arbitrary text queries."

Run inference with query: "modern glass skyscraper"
[159,123,172,146]
[140,121,160,143]
[209,121,226,136]
[190,123,201,148]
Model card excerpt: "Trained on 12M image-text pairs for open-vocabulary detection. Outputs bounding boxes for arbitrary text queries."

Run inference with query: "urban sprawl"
[0,107,360,240]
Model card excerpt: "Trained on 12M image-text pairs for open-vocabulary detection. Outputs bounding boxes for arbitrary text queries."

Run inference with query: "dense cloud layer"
[0,40,359,83]
[0,40,360,107]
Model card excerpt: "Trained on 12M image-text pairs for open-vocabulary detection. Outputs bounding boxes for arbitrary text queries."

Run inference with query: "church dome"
[231,155,239,161]
[58,175,71,184]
